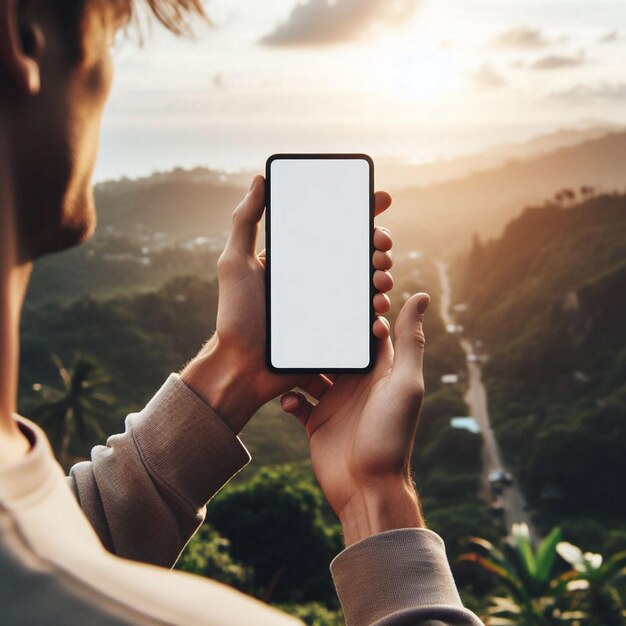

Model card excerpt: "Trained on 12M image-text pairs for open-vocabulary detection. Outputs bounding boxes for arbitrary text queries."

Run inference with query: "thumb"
[223,175,265,257]
[391,292,430,391]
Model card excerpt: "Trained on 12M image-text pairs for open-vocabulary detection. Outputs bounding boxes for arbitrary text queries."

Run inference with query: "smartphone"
[265,153,374,373]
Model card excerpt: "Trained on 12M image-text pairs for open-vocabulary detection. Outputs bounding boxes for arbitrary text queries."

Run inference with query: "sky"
[95,0,626,181]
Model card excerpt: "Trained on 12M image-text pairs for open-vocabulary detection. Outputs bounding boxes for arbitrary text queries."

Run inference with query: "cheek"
[84,52,114,111]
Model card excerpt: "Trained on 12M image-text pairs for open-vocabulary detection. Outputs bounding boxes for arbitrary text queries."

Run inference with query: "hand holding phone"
[182,170,394,433]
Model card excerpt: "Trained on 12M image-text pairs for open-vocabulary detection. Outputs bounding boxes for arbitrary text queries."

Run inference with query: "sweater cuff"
[129,373,251,512]
[330,528,463,626]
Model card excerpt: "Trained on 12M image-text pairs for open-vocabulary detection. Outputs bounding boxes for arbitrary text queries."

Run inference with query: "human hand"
[280,293,430,545]
[181,175,396,434]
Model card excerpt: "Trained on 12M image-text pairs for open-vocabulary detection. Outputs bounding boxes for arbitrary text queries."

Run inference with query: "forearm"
[68,373,252,567]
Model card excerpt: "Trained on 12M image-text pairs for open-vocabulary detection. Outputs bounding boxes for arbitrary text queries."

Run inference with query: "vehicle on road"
[488,469,513,485]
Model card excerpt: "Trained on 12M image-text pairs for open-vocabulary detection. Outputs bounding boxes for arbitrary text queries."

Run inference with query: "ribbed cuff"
[330,528,463,626]
[129,373,252,511]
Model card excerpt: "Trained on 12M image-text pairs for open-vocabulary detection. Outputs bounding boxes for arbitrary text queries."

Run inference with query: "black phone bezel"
[265,153,375,374]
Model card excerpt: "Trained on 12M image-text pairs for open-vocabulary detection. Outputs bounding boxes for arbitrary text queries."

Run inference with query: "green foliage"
[461,525,573,625]
[462,520,626,624]
[176,526,252,590]
[557,542,626,626]
[206,465,343,605]
[31,353,114,466]
[418,387,469,441]
[276,602,343,626]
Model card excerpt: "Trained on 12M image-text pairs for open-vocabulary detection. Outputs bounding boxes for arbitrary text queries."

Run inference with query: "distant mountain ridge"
[386,131,626,252]
[376,123,622,189]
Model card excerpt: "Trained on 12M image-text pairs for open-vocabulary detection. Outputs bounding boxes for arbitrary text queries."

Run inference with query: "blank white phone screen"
[269,157,371,369]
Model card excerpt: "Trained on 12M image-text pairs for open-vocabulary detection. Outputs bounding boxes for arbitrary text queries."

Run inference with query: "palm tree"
[556,542,626,626]
[31,354,114,466]
[460,524,574,625]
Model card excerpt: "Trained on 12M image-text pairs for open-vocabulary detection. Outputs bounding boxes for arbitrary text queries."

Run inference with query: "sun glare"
[383,44,459,101]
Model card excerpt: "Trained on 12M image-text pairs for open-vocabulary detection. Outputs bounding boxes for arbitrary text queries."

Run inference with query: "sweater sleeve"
[330,528,484,626]
[66,373,251,568]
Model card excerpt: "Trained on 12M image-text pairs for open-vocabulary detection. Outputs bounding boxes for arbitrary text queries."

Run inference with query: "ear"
[0,0,44,96]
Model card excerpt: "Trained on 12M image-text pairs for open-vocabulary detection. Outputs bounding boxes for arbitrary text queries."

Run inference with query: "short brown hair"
[130,0,209,35]
[51,0,209,50]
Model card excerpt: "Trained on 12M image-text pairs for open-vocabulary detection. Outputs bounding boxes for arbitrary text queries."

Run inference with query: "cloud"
[552,82,626,102]
[470,64,507,89]
[259,0,419,47]
[531,52,586,70]
[494,27,550,49]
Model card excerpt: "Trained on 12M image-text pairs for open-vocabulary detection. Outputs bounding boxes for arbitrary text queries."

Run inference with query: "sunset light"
[96,0,626,179]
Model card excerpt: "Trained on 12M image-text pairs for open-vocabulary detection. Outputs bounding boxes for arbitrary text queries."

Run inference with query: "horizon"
[94,121,624,185]
[95,0,626,182]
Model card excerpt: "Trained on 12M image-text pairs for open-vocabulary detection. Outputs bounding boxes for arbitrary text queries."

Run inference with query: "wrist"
[180,336,261,434]
[338,478,425,547]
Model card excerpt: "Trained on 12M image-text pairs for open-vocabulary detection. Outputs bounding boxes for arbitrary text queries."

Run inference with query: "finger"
[373,227,393,252]
[299,374,333,401]
[281,392,314,427]
[373,292,391,314]
[373,250,393,270]
[373,270,394,293]
[374,191,392,216]
[223,175,265,258]
[373,316,390,339]
[391,292,430,392]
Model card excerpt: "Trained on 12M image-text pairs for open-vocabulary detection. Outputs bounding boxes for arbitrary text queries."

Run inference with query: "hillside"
[454,193,626,553]
[385,131,626,253]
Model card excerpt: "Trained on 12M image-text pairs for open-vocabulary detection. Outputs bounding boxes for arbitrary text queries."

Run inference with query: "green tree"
[206,465,342,605]
[31,353,114,466]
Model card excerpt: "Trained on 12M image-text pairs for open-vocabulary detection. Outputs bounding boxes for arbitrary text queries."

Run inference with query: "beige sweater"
[0,374,483,625]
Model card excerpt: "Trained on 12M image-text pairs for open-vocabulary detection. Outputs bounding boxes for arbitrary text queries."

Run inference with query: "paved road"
[434,260,536,541]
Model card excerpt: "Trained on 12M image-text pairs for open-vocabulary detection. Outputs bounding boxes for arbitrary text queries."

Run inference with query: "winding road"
[434,260,536,541]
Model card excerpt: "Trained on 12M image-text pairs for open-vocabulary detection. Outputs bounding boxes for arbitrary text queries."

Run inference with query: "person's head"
[0,0,206,259]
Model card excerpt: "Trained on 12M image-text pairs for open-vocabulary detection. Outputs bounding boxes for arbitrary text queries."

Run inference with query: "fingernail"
[248,177,256,192]
[417,296,429,314]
